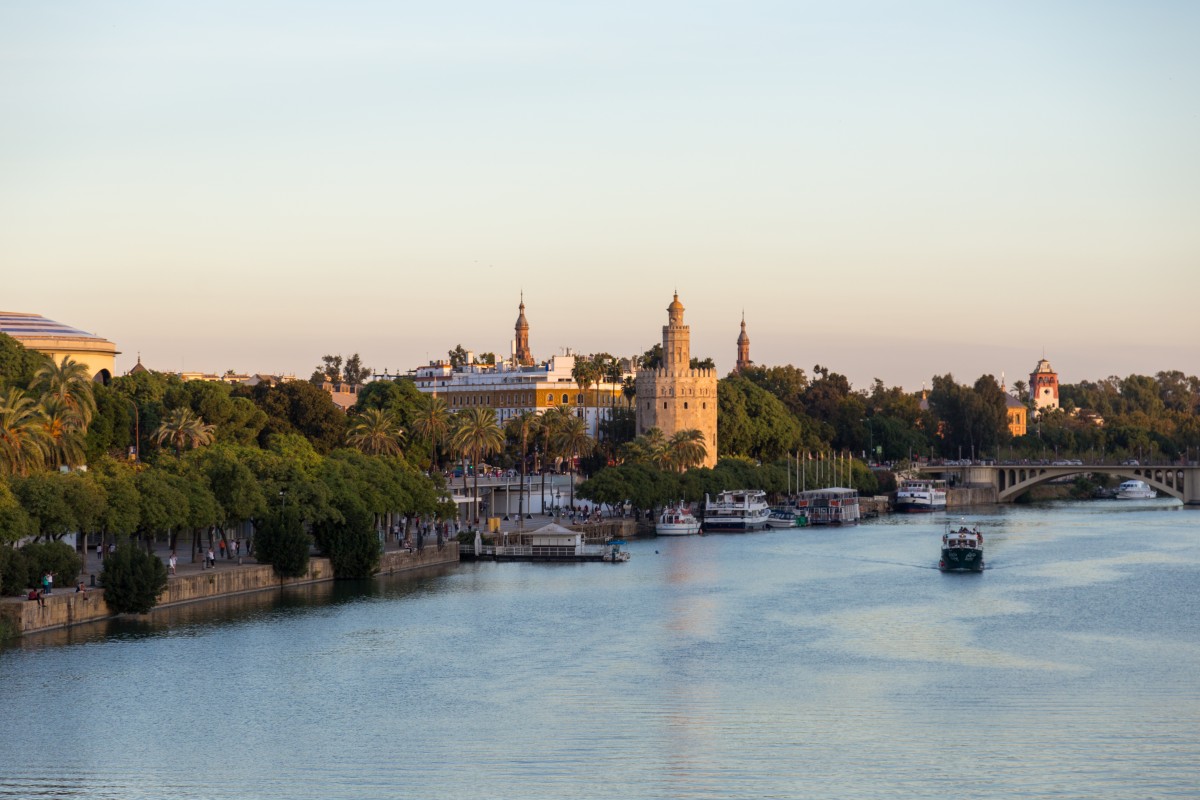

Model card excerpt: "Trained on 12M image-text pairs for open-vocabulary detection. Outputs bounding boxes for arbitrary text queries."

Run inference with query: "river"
[2,499,1198,799]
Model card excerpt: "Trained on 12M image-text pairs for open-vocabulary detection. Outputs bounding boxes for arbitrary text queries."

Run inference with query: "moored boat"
[794,487,860,525]
[703,490,770,532]
[656,505,702,536]
[1115,480,1157,499]
[894,478,948,512]
[766,506,809,529]
[940,522,984,572]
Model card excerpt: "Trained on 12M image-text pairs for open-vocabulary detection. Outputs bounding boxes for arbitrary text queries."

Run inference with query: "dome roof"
[0,311,111,343]
[667,293,684,313]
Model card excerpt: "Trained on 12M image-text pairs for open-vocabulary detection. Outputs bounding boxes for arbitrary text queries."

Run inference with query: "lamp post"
[124,396,140,462]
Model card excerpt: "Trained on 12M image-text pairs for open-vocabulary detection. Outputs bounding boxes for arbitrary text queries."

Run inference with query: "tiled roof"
[0,311,107,341]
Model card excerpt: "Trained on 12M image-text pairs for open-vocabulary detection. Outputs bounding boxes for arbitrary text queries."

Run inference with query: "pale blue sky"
[2,1,1197,389]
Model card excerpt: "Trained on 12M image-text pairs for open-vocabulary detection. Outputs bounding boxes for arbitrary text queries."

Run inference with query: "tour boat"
[656,505,702,536]
[703,490,770,532]
[940,522,984,572]
[1116,480,1157,499]
[794,487,861,525]
[894,478,948,512]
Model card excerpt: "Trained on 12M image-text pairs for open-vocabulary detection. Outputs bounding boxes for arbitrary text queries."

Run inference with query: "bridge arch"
[996,467,1183,503]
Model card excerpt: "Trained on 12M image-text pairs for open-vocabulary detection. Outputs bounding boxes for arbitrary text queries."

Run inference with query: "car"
[1122,458,1139,466]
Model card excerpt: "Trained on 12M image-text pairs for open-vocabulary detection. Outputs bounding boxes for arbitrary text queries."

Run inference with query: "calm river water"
[2,500,1198,799]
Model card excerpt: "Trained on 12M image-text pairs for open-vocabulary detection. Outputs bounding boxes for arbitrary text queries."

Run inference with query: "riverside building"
[410,297,633,436]
[634,293,718,468]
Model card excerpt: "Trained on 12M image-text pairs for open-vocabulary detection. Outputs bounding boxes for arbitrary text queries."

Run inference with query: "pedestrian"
[108,542,116,556]
[96,542,103,563]
[232,539,239,558]
[219,538,226,559]
[75,581,87,598]
[42,572,52,595]
[168,553,177,575]
[207,547,215,568]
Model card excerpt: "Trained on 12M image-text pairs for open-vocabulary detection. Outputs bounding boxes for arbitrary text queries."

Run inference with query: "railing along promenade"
[917,460,1200,505]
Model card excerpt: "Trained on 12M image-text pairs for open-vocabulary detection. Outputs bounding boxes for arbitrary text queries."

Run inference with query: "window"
[576,393,583,405]
[562,393,569,404]
[684,402,688,409]
[663,402,668,409]
[547,393,554,404]
[702,402,707,409]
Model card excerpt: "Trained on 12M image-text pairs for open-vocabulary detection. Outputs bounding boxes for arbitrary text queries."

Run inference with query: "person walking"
[207,547,215,568]
[96,541,103,564]
[168,553,177,575]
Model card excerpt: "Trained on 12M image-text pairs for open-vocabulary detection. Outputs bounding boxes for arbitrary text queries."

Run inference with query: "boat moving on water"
[895,478,948,512]
[940,522,984,572]
[704,490,770,532]
[1116,480,1157,499]
[794,487,860,525]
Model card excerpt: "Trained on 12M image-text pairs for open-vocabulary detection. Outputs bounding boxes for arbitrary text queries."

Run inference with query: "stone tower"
[635,292,718,468]
[514,294,533,366]
[735,313,751,373]
[1029,356,1059,417]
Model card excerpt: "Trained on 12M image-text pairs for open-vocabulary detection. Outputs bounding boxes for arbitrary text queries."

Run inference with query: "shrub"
[0,546,31,596]
[313,502,380,579]
[101,542,168,614]
[254,507,311,579]
[19,541,83,593]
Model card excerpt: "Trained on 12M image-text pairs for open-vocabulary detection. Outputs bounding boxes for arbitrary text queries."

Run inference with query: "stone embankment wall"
[571,519,638,541]
[1,543,458,639]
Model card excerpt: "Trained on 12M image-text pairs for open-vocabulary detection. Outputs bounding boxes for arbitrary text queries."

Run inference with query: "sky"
[2,1,1197,391]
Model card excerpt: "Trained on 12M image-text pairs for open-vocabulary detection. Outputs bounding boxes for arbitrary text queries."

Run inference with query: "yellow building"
[1005,394,1028,437]
[0,311,120,383]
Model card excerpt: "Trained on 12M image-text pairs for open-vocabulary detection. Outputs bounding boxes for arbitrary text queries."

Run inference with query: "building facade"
[1029,357,1059,417]
[634,293,718,468]
[0,311,119,383]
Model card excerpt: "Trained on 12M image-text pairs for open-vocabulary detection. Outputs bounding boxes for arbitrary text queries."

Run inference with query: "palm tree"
[623,426,668,468]
[34,355,96,428]
[153,408,216,455]
[538,405,573,514]
[410,394,450,470]
[666,429,708,472]
[552,414,595,510]
[38,394,86,469]
[571,357,602,437]
[505,411,540,526]
[346,407,405,456]
[622,376,637,410]
[0,387,48,476]
[450,407,505,526]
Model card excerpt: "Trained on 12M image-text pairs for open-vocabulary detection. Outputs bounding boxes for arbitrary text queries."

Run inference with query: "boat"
[894,478,948,512]
[703,490,770,532]
[602,540,631,562]
[794,487,860,525]
[656,504,702,536]
[766,505,809,529]
[940,522,984,572]
[1116,480,1157,499]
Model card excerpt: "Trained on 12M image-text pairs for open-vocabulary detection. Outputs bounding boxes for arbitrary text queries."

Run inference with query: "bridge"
[918,462,1200,505]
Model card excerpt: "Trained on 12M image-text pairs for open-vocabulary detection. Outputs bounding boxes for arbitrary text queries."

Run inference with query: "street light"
[123,396,140,462]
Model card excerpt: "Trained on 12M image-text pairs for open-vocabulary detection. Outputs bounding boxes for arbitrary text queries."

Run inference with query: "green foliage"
[10,471,107,541]
[448,344,469,368]
[101,543,168,614]
[312,498,380,579]
[0,333,46,390]
[0,546,31,595]
[20,540,84,591]
[718,376,808,461]
[0,480,33,545]
[243,380,345,454]
[254,506,311,578]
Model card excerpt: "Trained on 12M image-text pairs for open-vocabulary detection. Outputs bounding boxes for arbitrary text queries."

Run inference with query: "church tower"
[635,292,718,468]
[1029,356,1059,417]
[735,313,751,373]
[513,294,533,366]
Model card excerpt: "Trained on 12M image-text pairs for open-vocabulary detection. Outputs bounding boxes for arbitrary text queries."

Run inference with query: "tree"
[33,355,96,429]
[153,408,216,455]
[410,394,450,470]
[505,411,539,521]
[38,395,86,469]
[345,407,405,456]
[640,343,663,370]
[552,414,595,508]
[0,387,47,477]
[101,542,168,614]
[0,333,45,391]
[450,407,505,524]
[690,356,715,370]
[666,429,708,472]
[318,354,343,384]
[18,540,83,593]
[254,505,310,578]
[448,344,469,368]
[342,353,371,386]
[242,380,345,454]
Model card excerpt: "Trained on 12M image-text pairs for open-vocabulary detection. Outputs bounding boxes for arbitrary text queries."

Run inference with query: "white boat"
[894,478,948,512]
[656,505,702,536]
[1116,480,1157,499]
[794,487,860,525]
[703,490,770,532]
[940,521,984,572]
[765,506,809,529]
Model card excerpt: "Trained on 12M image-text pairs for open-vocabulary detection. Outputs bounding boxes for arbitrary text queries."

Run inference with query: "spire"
[736,311,751,372]
[514,293,533,366]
